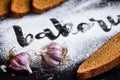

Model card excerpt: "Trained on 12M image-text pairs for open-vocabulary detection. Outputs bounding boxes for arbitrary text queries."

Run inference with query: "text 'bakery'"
[13,15,120,47]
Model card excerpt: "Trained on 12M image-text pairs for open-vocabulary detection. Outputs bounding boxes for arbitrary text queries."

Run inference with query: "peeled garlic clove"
[10,52,32,73]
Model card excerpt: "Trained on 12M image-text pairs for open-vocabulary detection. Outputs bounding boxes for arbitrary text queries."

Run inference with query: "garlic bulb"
[42,54,60,67]
[36,42,68,67]
[47,42,63,61]
[9,52,32,73]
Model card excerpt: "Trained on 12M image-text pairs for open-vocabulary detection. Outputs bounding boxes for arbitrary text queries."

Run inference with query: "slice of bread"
[32,0,66,13]
[77,32,120,80]
[0,0,11,17]
[11,0,31,18]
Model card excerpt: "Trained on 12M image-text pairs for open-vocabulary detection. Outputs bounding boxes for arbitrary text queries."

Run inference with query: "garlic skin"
[42,54,60,67]
[37,42,68,67]
[9,52,32,73]
[47,42,63,62]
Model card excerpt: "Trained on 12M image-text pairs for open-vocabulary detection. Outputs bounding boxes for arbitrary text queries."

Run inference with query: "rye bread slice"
[0,0,11,17]
[11,0,31,18]
[32,0,66,13]
[77,32,120,80]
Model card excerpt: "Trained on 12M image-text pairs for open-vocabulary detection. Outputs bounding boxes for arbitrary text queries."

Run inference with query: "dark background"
[89,68,120,80]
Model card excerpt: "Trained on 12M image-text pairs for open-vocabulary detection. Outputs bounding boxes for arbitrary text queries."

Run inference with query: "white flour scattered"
[0,0,120,72]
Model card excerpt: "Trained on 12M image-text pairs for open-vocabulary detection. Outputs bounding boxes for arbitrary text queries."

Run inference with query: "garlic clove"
[10,52,32,73]
[46,42,63,61]
[10,59,22,70]
[47,42,62,51]
[47,48,62,61]
[42,54,59,67]
[37,42,69,67]
[24,65,32,74]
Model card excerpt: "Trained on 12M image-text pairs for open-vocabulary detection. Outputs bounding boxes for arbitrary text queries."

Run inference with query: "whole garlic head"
[36,42,68,67]
[7,50,32,73]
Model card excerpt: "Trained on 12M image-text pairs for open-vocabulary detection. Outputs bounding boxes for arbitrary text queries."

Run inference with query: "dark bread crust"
[77,32,120,80]
[11,12,29,18]
[115,64,120,69]
[32,0,66,13]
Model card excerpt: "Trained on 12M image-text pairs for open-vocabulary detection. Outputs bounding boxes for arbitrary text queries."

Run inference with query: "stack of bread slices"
[0,0,66,18]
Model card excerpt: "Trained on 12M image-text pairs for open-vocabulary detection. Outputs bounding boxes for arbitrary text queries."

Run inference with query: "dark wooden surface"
[0,63,120,80]
[89,68,120,80]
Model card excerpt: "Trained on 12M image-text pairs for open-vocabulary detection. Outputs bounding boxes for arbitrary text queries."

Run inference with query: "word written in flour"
[13,15,120,47]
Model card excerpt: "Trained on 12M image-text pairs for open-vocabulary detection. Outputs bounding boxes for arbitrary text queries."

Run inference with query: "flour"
[0,0,120,75]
